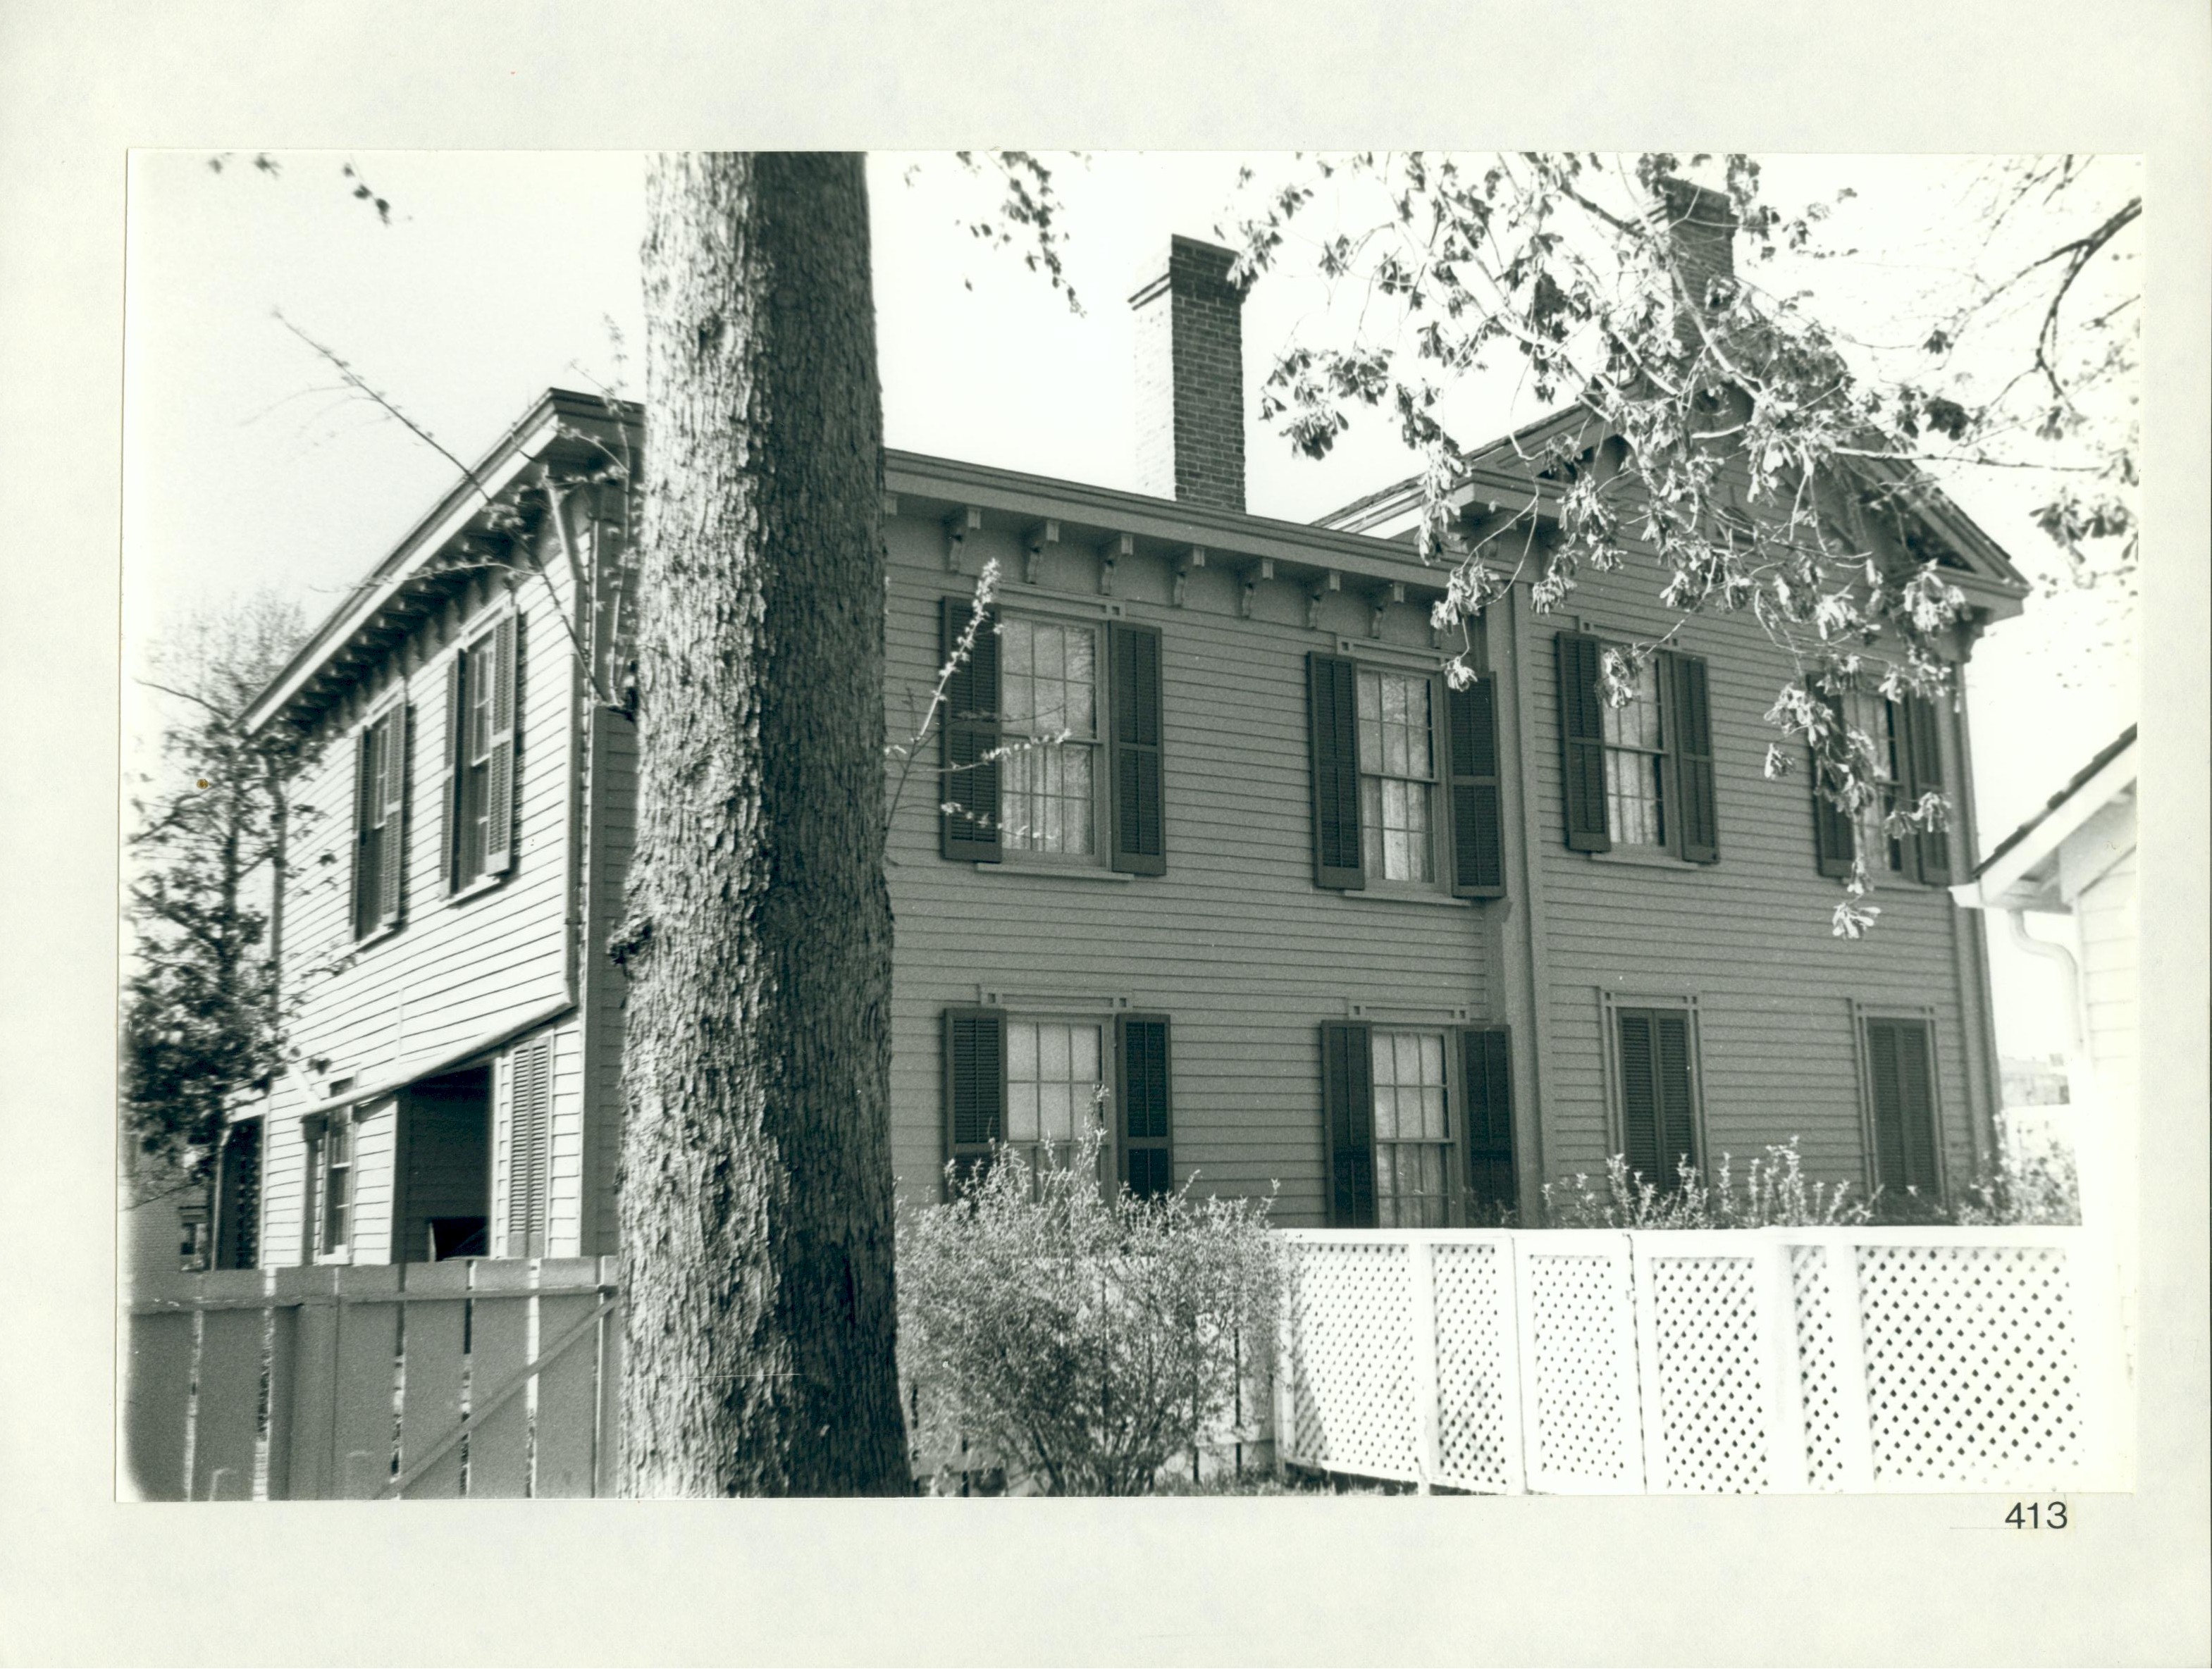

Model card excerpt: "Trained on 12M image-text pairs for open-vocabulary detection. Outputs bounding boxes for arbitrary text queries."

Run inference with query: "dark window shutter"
[1667,653,1719,864]
[1866,1017,1940,1194]
[1307,653,1365,889]
[1811,695,1856,879]
[505,1036,551,1257]
[1458,1026,1516,1216]
[1901,695,1951,885]
[944,1007,1004,1190]
[377,707,409,929]
[1320,1021,1375,1227]
[1117,1015,1173,1199]
[483,613,519,875]
[1445,674,1506,898]
[1555,632,1611,852]
[939,596,1001,862]
[443,650,465,892]
[1654,1012,1697,1174]
[1107,622,1166,876]
[352,721,380,939]
[1616,1011,1660,1179]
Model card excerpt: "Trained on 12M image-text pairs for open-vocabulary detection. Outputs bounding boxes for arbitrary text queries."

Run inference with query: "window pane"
[1008,1021,1037,1078]
[1072,1024,1099,1081]
[1039,1024,1069,1080]
[1007,1082,1039,1143]
[1038,1083,1071,1142]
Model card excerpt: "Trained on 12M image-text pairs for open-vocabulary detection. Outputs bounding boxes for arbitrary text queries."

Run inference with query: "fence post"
[1756,1236,1810,1493]
[1824,1236,1877,1491]
[1628,1235,1666,1491]
[1404,1238,1441,1492]
[1272,1241,1299,1475]
[1493,1236,1528,1495]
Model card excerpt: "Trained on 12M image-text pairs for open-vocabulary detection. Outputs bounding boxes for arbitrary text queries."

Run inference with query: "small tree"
[900,1135,1283,1496]
[124,593,308,1208]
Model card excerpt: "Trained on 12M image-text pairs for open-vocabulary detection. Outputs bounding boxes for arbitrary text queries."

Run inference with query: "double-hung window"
[352,703,407,939]
[1307,651,1504,898]
[999,616,1099,859]
[309,1112,354,1260]
[447,613,518,892]
[943,1007,1175,1198]
[1369,1029,1451,1225]
[1556,632,1718,863]
[1357,670,1438,883]
[1321,1021,1517,1227]
[1600,654,1667,848]
[938,598,1167,874]
[1812,688,1951,886]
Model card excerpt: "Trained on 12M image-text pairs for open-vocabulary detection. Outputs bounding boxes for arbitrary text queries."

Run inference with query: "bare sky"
[121,149,2142,1057]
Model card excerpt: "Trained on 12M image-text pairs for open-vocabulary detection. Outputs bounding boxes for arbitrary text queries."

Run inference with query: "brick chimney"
[1653,177,1738,313]
[1129,235,1247,512]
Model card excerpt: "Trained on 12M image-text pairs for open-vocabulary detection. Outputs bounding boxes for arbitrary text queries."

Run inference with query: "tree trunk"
[615,152,907,1496]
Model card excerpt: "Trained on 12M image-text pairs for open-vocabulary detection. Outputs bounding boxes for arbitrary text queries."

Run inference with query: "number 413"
[2006,1501,2068,1529]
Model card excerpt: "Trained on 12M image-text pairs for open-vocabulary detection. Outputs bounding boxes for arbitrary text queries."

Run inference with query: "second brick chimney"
[1129,236,1247,512]
[1653,177,1738,313]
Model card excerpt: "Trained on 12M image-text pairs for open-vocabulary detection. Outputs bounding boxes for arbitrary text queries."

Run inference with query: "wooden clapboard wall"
[261,502,591,1265]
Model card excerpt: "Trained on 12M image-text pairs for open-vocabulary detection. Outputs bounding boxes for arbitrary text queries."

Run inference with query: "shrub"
[1541,1139,1874,1229]
[898,1133,1283,1496]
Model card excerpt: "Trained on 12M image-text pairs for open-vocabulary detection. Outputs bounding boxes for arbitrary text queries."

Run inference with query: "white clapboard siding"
[261,511,582,1265]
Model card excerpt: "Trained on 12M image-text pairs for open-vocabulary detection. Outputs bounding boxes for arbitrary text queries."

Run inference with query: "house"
[1952,726,2137,1229]
[218,218,2034,1272]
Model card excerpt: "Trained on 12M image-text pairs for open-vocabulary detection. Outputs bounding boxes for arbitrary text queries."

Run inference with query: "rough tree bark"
[614,152,908,1496]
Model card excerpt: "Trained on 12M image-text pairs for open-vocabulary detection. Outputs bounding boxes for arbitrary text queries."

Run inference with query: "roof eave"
[243,390,637,737]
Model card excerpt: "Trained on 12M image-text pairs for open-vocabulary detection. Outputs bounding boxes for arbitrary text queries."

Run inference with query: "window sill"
[352,921,404,951]
[445,870,512,908]
[1337,884,1473,909]
[977,860,1135,883]
[1588,845,1695,870]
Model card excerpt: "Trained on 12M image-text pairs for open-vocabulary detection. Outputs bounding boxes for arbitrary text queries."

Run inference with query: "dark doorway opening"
[397,1067,492,1262]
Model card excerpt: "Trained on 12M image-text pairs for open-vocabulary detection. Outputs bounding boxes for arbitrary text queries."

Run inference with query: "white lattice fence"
[1514,1236,1643,1492]
[1273,1226,2118,1495]
[1279,1237,1423,1484]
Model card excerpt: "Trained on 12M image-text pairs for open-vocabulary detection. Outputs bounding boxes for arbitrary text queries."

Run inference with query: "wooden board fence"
[123,1258,620,1501]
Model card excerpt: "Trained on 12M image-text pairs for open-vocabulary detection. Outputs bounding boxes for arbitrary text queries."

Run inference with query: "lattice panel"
[1525,1253,1636,1488]
[1430,1242,1512,1491]
[1285,1243,1420,1482]
[1789,1247,1846,1491]
[1855,1245,2083,1486]
[1648,1256,1771,1492]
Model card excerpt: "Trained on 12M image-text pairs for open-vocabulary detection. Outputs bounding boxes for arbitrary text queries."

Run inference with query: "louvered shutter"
[376,707,409,928]
[939,597,1001,862]
[352,722,380,938]
[1667,653,1719,864]
[944,1007,1004,1189]
[1458,1026,1516,1216]
[1445,675,1505,898]
[1901,696,1951,885]
[1117,1015,1173,1199]
[1654,1012,1697,1174]
[483,613,519,875]
[1617,1011,1660,1179]
[1811,694,1856,879]
[1307,652,1364,889]
[1865,1018,1940,1195]
[505,1036,552,1257]
[1107,622,1166,876]
[1555,632,1610,852]
[1320,1021,1376,1227]
[442,650,465,892]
